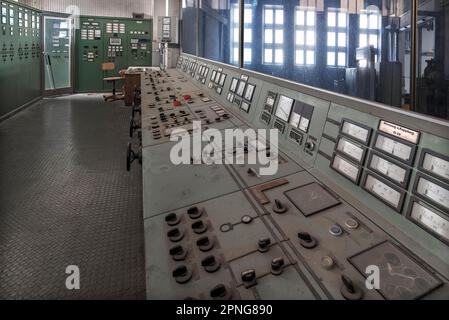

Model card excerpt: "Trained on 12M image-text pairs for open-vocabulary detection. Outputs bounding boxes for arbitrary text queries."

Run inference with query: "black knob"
[298,232,317,249]
[169,245,187,261]
[273,199,287,214]
[201,255,221,273]
[172,265,192,284]
[196,236,214,252]
[258,237,271,253]
[210,284,232,300]
[192,220,208,234]
[165,213,180,226]
[187,206,203,219]
[241,269,257,288]
[167,228,184,242]
[340,274,363,300]
[271,257,285,275]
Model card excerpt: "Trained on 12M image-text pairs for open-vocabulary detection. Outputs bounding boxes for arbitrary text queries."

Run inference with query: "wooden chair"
[102,62,125,102]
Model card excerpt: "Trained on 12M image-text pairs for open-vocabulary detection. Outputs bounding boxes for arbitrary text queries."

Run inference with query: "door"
[43,14,73,95]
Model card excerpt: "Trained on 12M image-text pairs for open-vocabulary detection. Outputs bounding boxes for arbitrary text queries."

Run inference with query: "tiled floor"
[0,94,145,299]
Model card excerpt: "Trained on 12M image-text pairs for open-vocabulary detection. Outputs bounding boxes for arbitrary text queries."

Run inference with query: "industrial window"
[359,7,380,67]
[230,4,253,64]
[263,5,284,65]
[295,8,315,66]
[327,9,348,67]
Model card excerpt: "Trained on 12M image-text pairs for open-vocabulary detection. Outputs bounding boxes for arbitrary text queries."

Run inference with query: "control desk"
[135,54,449,300]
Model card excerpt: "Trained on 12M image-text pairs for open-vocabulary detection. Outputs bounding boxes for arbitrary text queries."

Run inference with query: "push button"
[192,220,208,234]
[340,274,363,300]
[210,284,232,300]
[187,206,203,219]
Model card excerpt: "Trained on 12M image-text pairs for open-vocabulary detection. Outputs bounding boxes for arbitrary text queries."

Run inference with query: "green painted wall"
[76,16,152,92]
[0,0,42,118]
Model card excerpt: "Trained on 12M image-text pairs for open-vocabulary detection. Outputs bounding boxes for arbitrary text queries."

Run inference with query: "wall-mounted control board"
[157,16,178,44]
[76,16,152,92]
[137,54,449,300]
[0,0,41,117]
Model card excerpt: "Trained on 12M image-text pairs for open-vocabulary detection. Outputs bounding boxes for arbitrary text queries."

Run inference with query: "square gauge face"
[274,95,294,122]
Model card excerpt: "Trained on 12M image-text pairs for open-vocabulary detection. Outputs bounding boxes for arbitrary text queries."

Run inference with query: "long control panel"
[135,55,449,300]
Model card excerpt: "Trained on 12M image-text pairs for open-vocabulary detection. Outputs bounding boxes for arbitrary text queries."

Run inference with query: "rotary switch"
[167,228,184,242]
[273,199,287,214]
[201,255,221,273]
[340,274,363,300]
[169,245,188,261]
[241,269,257,288]
[271,257,285,275]
[172,265,192,284]
[258,237,271,253]
[196,236,214,252]
[165,213,180,226]
[187,206,203,219]
[298,232,317,249]
[210,284,232,300]
[192,220,208,234]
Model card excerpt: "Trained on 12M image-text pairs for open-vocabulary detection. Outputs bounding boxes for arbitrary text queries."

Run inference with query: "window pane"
[295,49,304,65]
[233,48,238,62]
[264,49,272,63]
[306,50,314,65]
[359,34,367,48]
[338,33,346,47]
[244,48,251,63]
[327,52,335,66]
[328,12,336,27]
[275,9,283,25]
[360,14,367,29]
[369,34,377,48]
[296,10,304,26]
[338,13,347,27]
[265,8,273,24]
[306,11,315,26]
[264,29,272,44]
[296,30,304,45]
[338,52,346,66]
[274,49,283,64]
[306,30,315,46]
[275,29,283,44]
[244,28,252,43]
[369,14,378,29]
[328,32,336,47]
[244,8,252,23]
[233,28,239,42]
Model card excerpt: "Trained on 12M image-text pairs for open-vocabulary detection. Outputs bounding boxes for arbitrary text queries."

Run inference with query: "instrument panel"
[139,55,449,300]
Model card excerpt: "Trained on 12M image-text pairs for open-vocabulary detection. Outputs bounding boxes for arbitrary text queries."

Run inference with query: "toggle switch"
[340,274,363,300]
[273,199,287,214]
[258,237,271,253]
[210,284,232,300]
[192,220,208,234]
[169,245,187,261]
[187,206,203,219]
[196,236,214,252]
[201,255,221,273]
[298,232,317,249]
[167,228,184,242]
[241,269,257,288]
[165,213,180,226]
[172,265,192,284]
[271,257,285,275]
